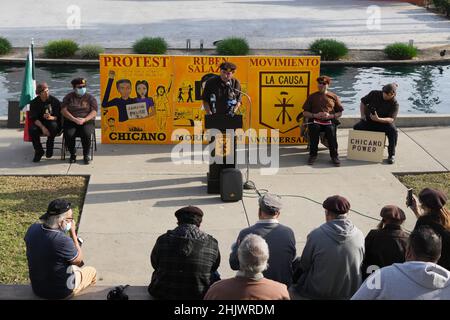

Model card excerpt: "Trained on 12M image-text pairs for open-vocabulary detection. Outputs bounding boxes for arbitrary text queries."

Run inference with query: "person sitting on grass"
[24,199,97,299]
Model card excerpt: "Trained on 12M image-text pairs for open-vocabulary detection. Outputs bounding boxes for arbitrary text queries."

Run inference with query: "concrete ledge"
[321,58,450,67]
[339,114,450,128]
[0,284,153,300]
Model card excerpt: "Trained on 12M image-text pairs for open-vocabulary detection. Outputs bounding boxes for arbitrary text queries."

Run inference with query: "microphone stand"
[230,85,255,190]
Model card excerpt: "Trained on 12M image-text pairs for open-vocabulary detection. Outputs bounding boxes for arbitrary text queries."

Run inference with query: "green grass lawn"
[396,172,450,210]
[0,175,88,284]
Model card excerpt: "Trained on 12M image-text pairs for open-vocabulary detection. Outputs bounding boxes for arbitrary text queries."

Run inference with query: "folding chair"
[61,130,97,160]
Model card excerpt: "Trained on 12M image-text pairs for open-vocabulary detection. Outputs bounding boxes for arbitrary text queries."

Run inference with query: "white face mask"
[63,221,72,232]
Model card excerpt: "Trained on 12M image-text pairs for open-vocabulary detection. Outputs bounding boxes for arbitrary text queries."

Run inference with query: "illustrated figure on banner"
[135,80,156,117]
[102,70,134,123]
[154,78,172,132]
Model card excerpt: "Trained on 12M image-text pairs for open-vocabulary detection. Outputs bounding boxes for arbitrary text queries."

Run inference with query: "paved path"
[1,1,449,49]
[1,126,449,285]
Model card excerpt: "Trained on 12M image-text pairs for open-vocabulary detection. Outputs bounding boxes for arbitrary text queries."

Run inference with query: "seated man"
[229,193,296,287]
[28,82,62,162]
[24,199,97,299]
[205,234,290,300]
[352,226,450,300]
[302,76,343,166]
[148,206,221,300]
[353,83,399,164]
[290,195,364,300]
[61,78,98,165]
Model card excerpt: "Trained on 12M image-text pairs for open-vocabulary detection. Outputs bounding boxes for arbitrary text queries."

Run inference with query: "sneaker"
[307,155,317,165]
[45,149,53,158]
[83,156,90,165]
[69,154,76,164]
[387,155,395,164]
[331,157,341,166]
[33,150,45,163]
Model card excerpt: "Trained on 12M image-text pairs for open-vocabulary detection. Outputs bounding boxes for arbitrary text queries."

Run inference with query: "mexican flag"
[19,42,36,141]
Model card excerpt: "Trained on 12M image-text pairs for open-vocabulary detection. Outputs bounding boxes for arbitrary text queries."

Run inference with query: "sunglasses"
[318,81,328,85]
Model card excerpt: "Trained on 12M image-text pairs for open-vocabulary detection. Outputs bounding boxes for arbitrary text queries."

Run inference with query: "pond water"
[1,63,449,116]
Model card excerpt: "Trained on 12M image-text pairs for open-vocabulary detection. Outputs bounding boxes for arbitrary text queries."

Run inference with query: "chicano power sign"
[99,54,320,144]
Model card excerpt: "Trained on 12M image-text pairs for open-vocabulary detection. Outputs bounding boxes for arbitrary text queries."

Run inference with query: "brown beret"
[380,205,406,222]
[175,206,204,225]
[419,188,447,210]
[323,195,351,215]
[317,75,331,85]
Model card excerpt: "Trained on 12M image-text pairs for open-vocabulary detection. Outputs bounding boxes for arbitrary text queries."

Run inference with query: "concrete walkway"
[1,126,449,285]
[1,0,449,49]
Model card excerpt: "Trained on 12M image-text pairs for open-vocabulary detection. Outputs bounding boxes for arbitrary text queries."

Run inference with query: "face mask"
[63,222,72,232]
[75,87,86,96]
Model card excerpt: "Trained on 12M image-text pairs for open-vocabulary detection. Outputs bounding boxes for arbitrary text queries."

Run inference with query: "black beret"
[419,188,447,210]
[219,62,237,72]
[380,205,406,222]
[71,77,86,87]
[323,195,351,215]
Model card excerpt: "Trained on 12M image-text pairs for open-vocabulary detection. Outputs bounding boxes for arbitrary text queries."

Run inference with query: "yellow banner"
[99,54,320,144]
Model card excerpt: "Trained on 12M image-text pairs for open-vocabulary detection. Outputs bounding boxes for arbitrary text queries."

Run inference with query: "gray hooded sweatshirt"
[294,217,365,300]
[351,261,450,300]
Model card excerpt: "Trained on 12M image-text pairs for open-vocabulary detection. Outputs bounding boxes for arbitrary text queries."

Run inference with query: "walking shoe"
[387,155,395,164]
[331,157,341,166]
[83,156,91,165]
[69,154,76,164]
[33,150,45,163]
[45,149,53,158]
[307,155,317,165]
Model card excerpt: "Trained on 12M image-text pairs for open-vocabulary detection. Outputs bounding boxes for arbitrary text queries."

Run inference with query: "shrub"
[0,37,12,55]
[433,0,450,16]
[44,39,79,58]
[132,37,168,54]
[215,37,250,56]
[309,39,348,61]
[79,45,104,59]
[384,42,418,60]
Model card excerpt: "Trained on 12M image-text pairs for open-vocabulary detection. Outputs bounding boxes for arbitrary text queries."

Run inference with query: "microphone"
[210,93,216,114]
[227,85,255,190]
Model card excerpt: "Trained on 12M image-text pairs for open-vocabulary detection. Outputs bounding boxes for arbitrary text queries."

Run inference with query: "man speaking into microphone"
[202,62,242,116]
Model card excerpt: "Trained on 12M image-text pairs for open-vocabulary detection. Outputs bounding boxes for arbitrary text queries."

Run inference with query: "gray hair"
[42,212,68,229]
[238,234,269,275]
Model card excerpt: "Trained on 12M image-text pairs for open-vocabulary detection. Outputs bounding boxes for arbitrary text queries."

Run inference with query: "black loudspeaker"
[220,168,243,202]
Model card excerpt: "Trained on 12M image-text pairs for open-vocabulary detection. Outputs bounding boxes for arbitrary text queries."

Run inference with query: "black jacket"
[361,224,409,280]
